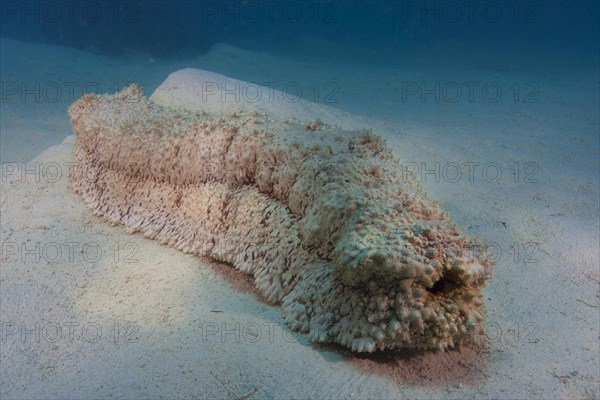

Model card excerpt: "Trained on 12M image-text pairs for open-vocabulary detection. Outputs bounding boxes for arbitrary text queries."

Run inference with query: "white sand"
[1,38,598,399]
[150,68,362,130]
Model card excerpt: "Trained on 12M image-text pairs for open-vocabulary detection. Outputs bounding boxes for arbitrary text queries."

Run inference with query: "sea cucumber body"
[69,84,492,352]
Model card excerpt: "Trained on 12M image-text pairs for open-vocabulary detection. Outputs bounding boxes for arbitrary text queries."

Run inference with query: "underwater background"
[2,1,599,66]
[1,1,599,399]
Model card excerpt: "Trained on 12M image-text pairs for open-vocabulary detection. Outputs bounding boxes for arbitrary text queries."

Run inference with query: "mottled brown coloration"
[69,84,492,352]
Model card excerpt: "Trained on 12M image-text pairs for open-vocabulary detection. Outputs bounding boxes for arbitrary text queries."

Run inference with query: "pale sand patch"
[150,68,362,130]
[1,39,598,398]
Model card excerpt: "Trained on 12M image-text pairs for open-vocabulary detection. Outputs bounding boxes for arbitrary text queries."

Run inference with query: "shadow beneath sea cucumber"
[345,344,488,387]
[194,255,270,304]
[198,254,489,387]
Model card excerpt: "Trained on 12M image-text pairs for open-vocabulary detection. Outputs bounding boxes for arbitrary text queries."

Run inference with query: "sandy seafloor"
[0,37,599,399]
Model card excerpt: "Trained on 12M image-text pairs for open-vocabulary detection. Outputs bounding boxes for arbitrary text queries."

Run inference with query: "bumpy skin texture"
[69,85,493,352]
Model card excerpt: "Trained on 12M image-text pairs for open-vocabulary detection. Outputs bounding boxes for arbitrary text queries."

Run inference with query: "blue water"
[2,0,598,67]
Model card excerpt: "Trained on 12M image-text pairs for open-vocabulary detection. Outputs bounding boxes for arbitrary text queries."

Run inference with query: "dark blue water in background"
[1,0,598,68]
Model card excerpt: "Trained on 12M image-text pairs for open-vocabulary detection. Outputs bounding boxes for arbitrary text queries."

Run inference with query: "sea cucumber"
[68,84,492,352]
